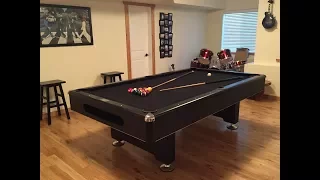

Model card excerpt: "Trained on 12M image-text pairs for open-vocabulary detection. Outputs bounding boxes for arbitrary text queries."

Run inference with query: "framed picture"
[168,13,173,20]
[168,26,172,33]
[164,52,169,57]
[160,51,165,58]
[168,33,173,39]
[40,3,93,48]
[159,46,165,51]
[168,39,172,45]
[159,20,164,26]
[160,39,165,45]
[164,40,169,45]
[160,26,165,33]
[164,45,169,51]
[164,33,169,39]
[168,21,173,26]
[168,51,172,57]
[164,14,169,20]
[164,27,169,33]
[159,33,165,39]
[164,20,169,26]
[160,12,165,20]
[169,45,173,50]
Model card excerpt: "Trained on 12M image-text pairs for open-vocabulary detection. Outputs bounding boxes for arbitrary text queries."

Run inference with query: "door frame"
[123,1,156,79]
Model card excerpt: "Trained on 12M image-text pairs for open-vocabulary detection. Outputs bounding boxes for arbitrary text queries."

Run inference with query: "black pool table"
[69,68,266,172]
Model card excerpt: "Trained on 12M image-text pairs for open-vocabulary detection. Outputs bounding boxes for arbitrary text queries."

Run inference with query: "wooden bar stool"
[101,71,124,84]
[40,80,70,125]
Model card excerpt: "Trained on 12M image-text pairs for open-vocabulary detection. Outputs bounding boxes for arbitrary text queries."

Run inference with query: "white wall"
[245,0,280,96]
[155,5,207,72]
[40,0,207,112]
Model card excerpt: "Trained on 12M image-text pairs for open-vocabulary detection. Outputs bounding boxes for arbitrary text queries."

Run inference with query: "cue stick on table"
[151,70,195,89]
[159,76,244,92]
[128,70,195,96]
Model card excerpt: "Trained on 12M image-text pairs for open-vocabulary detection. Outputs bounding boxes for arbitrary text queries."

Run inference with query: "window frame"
[221,9,259,55]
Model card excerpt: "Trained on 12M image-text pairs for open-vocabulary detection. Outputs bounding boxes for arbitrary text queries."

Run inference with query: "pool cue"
[151,70,195,89]
[128,70,195,96]
[159,76,243,92]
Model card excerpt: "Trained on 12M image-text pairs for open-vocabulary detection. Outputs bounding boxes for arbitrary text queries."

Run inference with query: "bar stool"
[40,80,70,125]
[101,71,124,84]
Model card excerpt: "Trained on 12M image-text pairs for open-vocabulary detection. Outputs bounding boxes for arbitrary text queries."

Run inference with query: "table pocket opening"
[83,104,124,126]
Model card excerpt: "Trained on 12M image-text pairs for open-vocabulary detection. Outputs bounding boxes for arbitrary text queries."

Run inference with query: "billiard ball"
[207,73,211,76]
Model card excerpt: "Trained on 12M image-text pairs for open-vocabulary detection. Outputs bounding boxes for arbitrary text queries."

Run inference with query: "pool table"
[69,68,266,172]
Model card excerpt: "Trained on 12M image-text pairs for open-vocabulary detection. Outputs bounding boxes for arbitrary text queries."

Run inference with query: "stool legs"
[54,86,61,116]
[103,76,107,84]
[40,86,43,120]
[119,75,122,81]
[46,87,51,125]
[59,84,70,120]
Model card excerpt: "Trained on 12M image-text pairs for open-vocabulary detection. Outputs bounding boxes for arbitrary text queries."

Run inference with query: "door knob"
[145,53,148,57]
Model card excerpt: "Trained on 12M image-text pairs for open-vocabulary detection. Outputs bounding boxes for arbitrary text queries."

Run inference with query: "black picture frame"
[168,39,172,45]
[164,40,169,45]
[40,3,94,48]
[159,20,165,26]
[160,12,165,20]
[164,27,169,33]
[159,33,165,39]
[160,39,165,45]
[164,33,169,39]
[168,33,173,39]
[168,13,173,20]
[168,21,173,26]
[160,26,165,33]
[164,20,169,27]
[164,45,169,51]
[164,14,169,20]
[168,26,172,33]
[159,46,165,51]
[164,52,169,57]
[168,51,172,57]
[169,45,173,50]
[160,51,165,58]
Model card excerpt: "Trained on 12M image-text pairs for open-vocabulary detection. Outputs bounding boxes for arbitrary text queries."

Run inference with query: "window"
[221,11,258,53]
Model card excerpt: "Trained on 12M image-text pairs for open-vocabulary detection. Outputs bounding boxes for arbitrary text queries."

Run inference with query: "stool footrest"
[42,101,57,105]
[49,103,64,108]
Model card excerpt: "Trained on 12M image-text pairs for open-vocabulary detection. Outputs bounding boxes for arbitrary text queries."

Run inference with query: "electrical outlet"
[276,59,280,63]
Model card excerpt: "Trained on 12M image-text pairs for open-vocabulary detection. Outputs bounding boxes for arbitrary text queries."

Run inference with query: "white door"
[128,5,152,79]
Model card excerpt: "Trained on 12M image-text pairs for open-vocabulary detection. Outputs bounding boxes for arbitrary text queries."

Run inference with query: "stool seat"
[40,79,70,125]
[40,79,66,87]
[101,71,124,84]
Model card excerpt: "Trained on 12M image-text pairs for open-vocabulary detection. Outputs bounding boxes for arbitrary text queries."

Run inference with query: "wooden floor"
[40,97,280,180]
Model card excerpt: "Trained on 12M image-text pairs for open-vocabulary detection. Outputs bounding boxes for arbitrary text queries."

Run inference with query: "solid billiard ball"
[146,87,152,92]
[207,73,211,76]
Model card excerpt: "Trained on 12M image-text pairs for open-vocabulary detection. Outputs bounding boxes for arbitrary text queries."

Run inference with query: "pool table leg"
[214,102,240,130]
[111,128,125,147]
[154,134,175,172]
[110,127,176,172]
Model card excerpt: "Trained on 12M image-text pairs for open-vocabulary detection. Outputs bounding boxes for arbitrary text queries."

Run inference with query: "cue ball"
[207,73,211,76]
